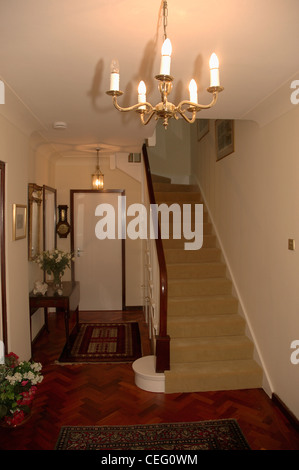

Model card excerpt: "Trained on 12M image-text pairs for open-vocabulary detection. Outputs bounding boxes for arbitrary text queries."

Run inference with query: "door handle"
[77,248,85,257]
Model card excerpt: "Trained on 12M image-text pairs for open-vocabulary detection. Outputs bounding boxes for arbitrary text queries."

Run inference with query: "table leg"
[76,306,80,333]
[64,309,70,351]
[44,308,49,333]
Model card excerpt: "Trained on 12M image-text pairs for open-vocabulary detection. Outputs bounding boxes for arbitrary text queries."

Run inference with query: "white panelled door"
[72,190,125,311]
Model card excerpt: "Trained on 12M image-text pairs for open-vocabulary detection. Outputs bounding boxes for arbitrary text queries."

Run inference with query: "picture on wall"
[197,119,209,141]
[13,204,27,240]
[215,119,235,160]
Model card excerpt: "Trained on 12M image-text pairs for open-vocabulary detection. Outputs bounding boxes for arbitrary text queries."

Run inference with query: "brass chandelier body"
[106,1,224,129]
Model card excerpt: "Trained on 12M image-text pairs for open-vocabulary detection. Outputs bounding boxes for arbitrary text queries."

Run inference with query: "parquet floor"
[0,309,298,451]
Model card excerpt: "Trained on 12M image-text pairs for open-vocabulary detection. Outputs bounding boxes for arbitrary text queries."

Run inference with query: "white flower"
[23,371,35,381]
[13,372,23,382]
[30,362,42,372]
[6,375,17,385]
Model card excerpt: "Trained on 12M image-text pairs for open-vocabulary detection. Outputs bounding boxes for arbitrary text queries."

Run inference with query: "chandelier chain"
[163,0,168,41]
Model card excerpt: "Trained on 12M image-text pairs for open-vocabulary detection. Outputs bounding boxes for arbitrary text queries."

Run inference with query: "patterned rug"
[58,322,142,363]
[55,420,250,450]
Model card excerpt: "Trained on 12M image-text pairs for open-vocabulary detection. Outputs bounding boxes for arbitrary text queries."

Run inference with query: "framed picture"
[197,119,209,141]
[215,120,235,160]
[13,204,27,240]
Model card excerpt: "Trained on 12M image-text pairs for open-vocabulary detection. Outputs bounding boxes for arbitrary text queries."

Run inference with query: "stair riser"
[163,236,216,249]
[165,249,221,264]
[167,263,226,280]
[166,223,213,236]
[155,192,203,203]
[153,183,198,192]
[168,318,245,338]
[168,298,239,316]
[168,280,232,297]
[157,212,209,231]
[170,341,253,363]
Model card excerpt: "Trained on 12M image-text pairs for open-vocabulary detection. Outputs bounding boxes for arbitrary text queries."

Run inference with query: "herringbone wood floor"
[0,309,298,450]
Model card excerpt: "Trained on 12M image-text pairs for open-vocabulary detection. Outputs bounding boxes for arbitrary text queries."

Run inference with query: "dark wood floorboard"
[0,309,298,451]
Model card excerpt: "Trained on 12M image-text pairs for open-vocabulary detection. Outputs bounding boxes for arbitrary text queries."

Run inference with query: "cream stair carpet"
[153,177,263,393]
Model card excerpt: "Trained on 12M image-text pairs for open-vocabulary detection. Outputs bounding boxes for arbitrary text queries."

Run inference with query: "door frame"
[70,189,126,310]
[0,161,7,354]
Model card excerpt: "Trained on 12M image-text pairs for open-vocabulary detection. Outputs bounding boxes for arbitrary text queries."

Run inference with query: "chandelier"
[91,148,104,190]
[106,0,224,129]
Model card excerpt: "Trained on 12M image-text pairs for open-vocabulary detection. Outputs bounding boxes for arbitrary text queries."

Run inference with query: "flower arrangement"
[0,352,43,426]
[35,249,74,286]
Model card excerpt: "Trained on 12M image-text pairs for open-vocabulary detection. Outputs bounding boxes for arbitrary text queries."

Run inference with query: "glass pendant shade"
[92,148,104,189]
[92,169,104,189]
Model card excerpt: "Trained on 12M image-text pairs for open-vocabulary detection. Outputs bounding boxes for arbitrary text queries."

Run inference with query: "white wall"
[0,113,31,360]
[190,109,299,419]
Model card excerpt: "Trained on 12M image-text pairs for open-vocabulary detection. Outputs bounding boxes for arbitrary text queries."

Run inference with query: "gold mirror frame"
[28,183,43,260]
[43,185,57,252]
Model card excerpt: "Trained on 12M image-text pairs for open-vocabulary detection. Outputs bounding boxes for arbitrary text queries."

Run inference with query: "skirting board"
[272,393,299,432]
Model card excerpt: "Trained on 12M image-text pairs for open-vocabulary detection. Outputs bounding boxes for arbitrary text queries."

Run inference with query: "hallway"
[0,309,298,450]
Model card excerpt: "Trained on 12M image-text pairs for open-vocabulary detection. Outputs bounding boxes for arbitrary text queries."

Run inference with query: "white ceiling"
[0,0,299,158]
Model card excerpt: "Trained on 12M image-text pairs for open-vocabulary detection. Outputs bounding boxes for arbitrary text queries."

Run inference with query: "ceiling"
[0,0,299,158]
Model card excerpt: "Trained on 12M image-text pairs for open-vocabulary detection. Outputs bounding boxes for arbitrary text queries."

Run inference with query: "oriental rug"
[55,419,250,450]
[58,322,142,364]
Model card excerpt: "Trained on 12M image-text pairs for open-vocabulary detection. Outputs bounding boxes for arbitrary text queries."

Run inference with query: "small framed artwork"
[13,204,27,240]
[197,119,209,141]
[215,120,235,160]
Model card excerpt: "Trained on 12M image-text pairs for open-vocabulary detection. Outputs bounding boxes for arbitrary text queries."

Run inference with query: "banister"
[142,143,170,373]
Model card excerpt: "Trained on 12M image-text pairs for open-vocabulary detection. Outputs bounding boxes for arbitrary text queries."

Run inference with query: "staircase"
[153,176,263,393]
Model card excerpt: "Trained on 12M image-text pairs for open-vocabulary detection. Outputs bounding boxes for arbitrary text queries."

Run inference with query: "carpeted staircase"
[153,176,263,393]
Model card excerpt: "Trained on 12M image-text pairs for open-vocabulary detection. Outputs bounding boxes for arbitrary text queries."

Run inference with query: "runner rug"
[58,322,142,363]
[55,419,250,450]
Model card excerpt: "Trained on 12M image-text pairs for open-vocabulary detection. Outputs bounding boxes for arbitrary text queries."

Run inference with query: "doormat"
[55,419,251,450]
[58,322,142,363]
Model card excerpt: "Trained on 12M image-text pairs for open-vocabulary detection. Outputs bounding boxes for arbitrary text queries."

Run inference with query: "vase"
[52,272,63,292]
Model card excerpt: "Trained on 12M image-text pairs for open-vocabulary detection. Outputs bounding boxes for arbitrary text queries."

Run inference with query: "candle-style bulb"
[209,53,219,69]
[138,80,146,96]
[160,38,172,75]
[110,59,120,91]
[138,80,146,109]
[189,79,198,104]
[209,53,220,87]
[161,38,172,57]
[110,59,119,74]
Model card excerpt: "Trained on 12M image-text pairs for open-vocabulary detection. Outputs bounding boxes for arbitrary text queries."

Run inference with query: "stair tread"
[167,262,224,268]
[168,277,230,284]
[168,294,237,302]
[153,183,198,191]
[168,313,244,322]
[170,335,251,345]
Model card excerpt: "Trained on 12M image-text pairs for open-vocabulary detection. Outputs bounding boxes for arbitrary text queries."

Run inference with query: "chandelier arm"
[177,108,197,124]
[112,96,154,114]
[177,92,219,114]
[140,109,157,126]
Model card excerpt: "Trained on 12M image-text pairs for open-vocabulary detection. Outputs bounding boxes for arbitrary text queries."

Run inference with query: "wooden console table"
[29,281,80,350]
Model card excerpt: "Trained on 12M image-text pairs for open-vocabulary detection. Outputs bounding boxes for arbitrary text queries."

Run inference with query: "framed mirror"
[28,183,43,260]
[43,185,57,252]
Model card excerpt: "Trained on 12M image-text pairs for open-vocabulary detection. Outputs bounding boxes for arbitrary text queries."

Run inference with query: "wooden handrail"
[142,144,170,373]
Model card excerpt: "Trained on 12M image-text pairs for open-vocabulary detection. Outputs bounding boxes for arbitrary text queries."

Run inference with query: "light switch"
[288,239,295,251]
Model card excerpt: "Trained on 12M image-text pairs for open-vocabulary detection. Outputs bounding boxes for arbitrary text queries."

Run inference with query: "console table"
[29,281,80,351]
